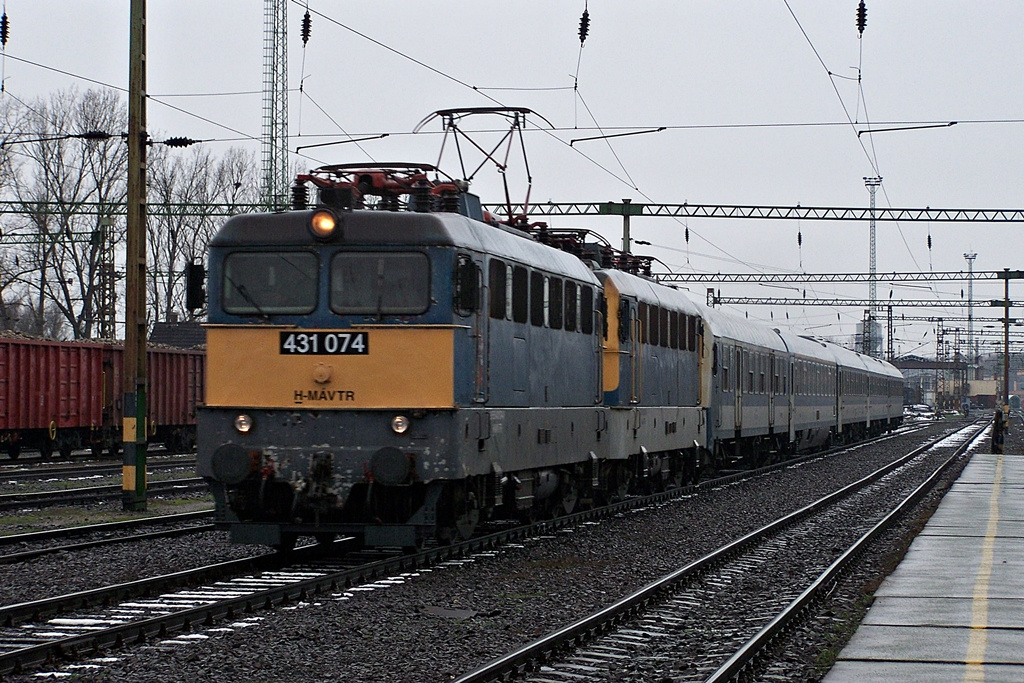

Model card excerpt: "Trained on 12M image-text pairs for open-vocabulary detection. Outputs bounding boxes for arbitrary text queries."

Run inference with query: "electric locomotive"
[197,164,611,549]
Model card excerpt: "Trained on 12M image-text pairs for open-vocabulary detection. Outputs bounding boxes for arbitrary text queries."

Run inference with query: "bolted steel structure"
[261,0,289,210]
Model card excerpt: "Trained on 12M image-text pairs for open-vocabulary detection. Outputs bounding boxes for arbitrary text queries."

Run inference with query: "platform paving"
[825,450,1024,682]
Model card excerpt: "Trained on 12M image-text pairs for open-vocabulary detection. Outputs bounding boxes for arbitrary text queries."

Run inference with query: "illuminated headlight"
[390,415,410,434]
[234,414,254,434]
[310,210,338,239]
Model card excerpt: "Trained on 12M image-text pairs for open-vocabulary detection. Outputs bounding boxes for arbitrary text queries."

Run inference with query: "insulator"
[685,227,689,244]
[291,181,309,210]
[163,136,200,147]
[301,10,312,45]
[856,1,867,35]
[927,234,932,249]
[797,230,802,247]
[578,8,590,45]
[78,130,113,141]
[0,13,8,48]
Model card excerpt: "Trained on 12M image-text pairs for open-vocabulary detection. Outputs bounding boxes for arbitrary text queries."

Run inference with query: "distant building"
[149,320,206,349]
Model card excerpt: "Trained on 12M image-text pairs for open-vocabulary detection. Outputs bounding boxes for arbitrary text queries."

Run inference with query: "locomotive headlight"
[390,415,410,434]
[234,413,254,434]
[309,210,338,239]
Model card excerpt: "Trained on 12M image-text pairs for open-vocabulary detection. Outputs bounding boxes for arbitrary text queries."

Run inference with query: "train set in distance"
[195,158,903,551]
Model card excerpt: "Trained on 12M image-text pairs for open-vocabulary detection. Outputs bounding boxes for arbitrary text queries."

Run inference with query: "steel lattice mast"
[965,252,977,367]
[261,0,289,210]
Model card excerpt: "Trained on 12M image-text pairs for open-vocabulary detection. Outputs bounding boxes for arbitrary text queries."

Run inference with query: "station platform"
[825,443,1024,682]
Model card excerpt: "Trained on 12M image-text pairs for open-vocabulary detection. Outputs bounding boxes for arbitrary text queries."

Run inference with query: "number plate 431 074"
[279,331,368,355]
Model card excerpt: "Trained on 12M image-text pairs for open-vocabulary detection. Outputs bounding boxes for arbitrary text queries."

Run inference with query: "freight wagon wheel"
[39,441,54,460]
[6,444,19,460]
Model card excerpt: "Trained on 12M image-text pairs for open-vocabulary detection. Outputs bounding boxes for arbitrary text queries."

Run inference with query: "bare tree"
[10,88,127,339]
[147,145,260,322]
[1,88,263,338]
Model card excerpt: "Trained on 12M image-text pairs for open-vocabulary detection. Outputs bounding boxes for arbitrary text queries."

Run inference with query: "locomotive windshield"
[222,251,318,315]
[330,251,430,315]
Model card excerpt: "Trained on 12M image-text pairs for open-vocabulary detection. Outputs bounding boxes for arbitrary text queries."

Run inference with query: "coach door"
[734,346,743,436]
[768,352,776,430]
[628,299,642,403]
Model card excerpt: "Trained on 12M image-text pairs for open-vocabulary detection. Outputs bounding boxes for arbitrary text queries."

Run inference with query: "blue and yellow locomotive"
[197,163,903,549]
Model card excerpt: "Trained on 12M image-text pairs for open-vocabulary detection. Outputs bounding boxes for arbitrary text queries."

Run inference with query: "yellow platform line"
[963,453,1003,682]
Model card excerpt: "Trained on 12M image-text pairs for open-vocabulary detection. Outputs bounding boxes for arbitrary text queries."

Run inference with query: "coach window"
[549,277,563,330]
[565,281,578,332]
[660,307,669,347]
[488,259,506,319]
[580,285,594,334]
[722,346,731,390]
[224,251,318,315]
[738,349,745,393]
[637,302,648,344]
[618,299,631,343]
[530,271,545,326]
[330,251,429,315]
[512,265,528,323]
[649,305,660,346]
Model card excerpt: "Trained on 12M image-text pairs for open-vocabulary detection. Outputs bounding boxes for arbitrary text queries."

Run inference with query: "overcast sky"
[5,1,1024,357]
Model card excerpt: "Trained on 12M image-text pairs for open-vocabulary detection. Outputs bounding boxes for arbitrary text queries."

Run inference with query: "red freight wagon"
[0,336,205,459]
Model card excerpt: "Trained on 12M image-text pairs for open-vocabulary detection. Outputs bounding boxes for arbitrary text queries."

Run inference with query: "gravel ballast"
[0,420,984,682]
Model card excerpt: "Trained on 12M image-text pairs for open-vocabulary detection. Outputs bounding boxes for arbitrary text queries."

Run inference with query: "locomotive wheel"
[273,532,298,553]
[556,478,579,516]
[669,467,685,489]
[436,486,479,545]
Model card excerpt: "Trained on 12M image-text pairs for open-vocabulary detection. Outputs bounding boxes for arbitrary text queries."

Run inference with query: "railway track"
[0,477,209,511]
[0,455,197,484]
[452,419,988,683]
[0,511,215,565]
[0,423,936,678]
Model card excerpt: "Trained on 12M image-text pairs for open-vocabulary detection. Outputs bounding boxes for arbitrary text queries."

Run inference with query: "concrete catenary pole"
[123,0,148,510]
